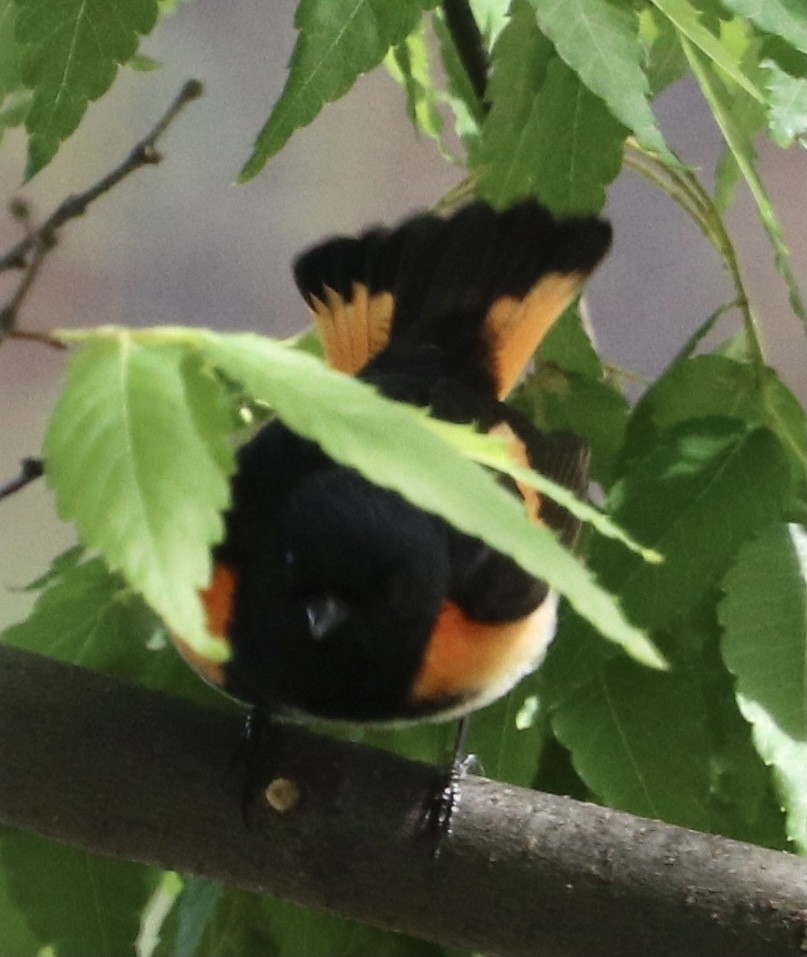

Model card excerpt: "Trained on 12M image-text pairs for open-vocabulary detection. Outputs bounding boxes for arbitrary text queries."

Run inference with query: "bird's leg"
[423,716,481,855]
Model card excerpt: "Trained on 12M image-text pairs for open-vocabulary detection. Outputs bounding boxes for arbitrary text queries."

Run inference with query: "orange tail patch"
[309,283,394,376]
[485,272,585,399]
[488,421,542,524]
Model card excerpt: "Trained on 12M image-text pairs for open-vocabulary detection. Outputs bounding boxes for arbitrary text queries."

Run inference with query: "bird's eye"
[304,594,349,640]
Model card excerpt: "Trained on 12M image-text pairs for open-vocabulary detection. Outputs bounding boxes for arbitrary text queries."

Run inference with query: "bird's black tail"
[293,200,611,399]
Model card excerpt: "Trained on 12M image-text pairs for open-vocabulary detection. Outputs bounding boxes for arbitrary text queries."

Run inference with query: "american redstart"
[173,200,611,736]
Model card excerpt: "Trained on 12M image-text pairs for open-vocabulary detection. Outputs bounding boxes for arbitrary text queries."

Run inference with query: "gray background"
[1,3,804,628]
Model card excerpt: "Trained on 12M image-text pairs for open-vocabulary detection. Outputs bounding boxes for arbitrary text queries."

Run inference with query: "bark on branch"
[0,644,804,957]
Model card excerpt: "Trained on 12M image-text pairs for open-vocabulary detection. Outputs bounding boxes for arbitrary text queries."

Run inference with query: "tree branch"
[0,644,804,957]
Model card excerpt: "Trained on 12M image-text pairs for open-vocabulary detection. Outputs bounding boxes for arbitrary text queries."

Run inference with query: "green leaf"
[469,0,510,46]
[624,355,807,496]
[1,550,230,708]
[690,41,807,324]
[0,0,31,140]
[762,57,807,147]
[384,20,444,143]
[2,552,158,668]
[43,338,235,659]
[238,0,438,181]
[513,310,630,488]
[541,620,715,828]
[156,0,192,13]
[465,677,550,787]
[0,847,38,957]
[759,32,807,77]
[540,600,789,841]
[648,0,767,103]
[536,306,603,378]
[517,366,630,488]
[54,326,662,669]
[638,6,689,96]
[13,0,159,177]
[533,731,592,801]
[474,0,553,197]
[600,421,792,630]
[340,676,548,792]
[153,876,223,957]
[712,22,768,212]
[186,886,270,956]
[17,543,86,592]
[128,52,162,71]
[0,88,31,141]
[284,325,326,361]
[160,881,444,957]
[0,0,24,97]
[477,1,625,214]
[263,898,445,957]
[357,716,455,767]
[680,598,789,848]
[421,413,659,562]
[528,0,672,161]
[136,872,182,957]
[718,0,806,54]
[0,827,157,957]
[720,523,807,852]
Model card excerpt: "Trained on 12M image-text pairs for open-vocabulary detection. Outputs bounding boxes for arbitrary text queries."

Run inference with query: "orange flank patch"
[410,598,557,707]
[201,562,237,637]
[488,422,541,524]
[170,562,237,689]
[486,272,583,399]
[310,282,394,376]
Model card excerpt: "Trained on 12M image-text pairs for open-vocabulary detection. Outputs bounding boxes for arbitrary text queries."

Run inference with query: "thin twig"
[623,139,765,371]
[680,167,765,368]
[441,0,490,108]
[0,80,203,276]
[0,458,44,502]
[0,81,204,347]
[0,216,55,338]
[623,146,710,235]
[600,361,651,388]
[3,328,67,349]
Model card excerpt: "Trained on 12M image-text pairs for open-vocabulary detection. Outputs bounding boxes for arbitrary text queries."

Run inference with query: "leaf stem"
[680,167,765,368]
[433,171,481,214]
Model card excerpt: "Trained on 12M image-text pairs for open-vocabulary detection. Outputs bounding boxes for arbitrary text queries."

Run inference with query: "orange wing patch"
[410,598,557,707]
[309,282,394,376]
[486,271,584,399]
[170,561,236,688]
